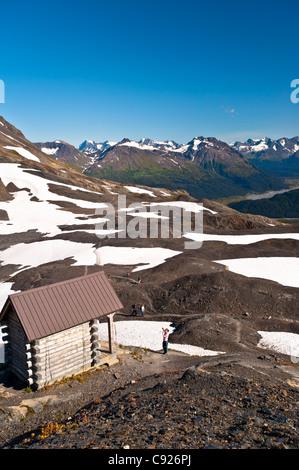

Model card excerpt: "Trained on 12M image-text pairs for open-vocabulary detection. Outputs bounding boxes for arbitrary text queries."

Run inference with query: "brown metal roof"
[0,271,123,342]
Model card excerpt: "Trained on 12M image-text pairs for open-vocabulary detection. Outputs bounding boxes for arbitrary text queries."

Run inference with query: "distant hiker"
[138,276,142,283]
[131,304,137,316]
[162,328,170,355]
[140,304,145,316]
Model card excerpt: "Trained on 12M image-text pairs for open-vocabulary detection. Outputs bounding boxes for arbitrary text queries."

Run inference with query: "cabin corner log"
[0,325,9,364]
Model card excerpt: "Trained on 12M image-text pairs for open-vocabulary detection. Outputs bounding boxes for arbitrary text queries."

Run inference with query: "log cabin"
[0,271,123,389]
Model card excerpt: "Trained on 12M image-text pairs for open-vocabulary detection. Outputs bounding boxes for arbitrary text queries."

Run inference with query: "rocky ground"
[1,339,299,450]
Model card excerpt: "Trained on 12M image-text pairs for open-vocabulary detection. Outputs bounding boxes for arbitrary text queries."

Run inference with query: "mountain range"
[230,137,299,160]
[37,135,286,200]
[230,137,299,178]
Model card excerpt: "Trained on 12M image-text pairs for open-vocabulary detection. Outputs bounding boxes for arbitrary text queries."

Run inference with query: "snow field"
[185,232,299,245]
[0,241,183,288]
[95,246,182,272]
[97,320,224,357]
[4,146,40,162]
[258,331,299,362]
[214,257,299,288]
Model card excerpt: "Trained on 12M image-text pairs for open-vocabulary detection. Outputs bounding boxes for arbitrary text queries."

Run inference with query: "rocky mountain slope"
[34,140,92,172]
[0,115,298,449]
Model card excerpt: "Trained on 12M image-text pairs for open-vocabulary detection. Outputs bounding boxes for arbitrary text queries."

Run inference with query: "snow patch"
[0,282,20,311]
[0,239,97,276]
[0,242,181,278]
[258,331,299,360]
[95,246,182,272]
[124,186,157,197]
[0,131,23,144]
[119,141,157,151]
[0,163,105,209]
[214,257,299,288]
[4,146,40,162]
[97,320,224,356]
[41,147,59,155]
[185,232,299,245]
[145,201,216,214]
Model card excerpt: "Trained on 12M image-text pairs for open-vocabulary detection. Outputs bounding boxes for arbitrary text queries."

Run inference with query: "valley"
[228,188,299,219]
[245,184,299,200]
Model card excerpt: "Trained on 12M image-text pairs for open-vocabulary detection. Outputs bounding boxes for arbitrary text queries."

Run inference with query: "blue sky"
[0,0,298,146]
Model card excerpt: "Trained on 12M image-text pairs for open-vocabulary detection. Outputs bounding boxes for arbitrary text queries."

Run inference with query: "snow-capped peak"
[78,139,117,154]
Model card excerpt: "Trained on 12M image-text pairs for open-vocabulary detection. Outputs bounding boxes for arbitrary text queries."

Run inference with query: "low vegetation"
[229,188,299,218]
